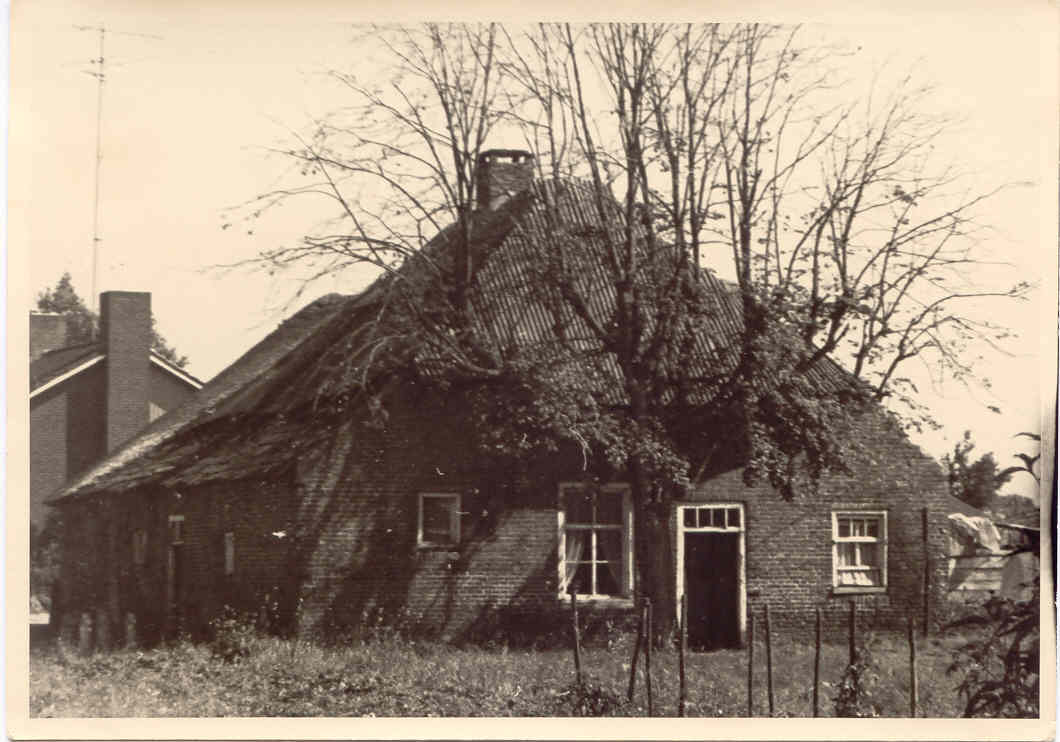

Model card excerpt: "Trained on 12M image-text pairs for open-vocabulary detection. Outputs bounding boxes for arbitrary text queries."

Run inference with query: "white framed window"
[832,511,887,592]
[132,529,148,565]
[223,531,235,576]
[168,515,185,545]
[417,493,461,547]
[557,483,633,599]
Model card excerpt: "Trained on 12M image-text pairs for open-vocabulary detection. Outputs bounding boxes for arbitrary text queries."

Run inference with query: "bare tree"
[238,22,1029,638]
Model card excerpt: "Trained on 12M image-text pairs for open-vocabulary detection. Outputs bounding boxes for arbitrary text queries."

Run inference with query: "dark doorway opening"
[684,531,740,649]
[166,543,185,638]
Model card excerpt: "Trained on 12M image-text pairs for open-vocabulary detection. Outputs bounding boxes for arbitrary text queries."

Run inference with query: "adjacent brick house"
[52,153,964,649]
[31,292,203,529]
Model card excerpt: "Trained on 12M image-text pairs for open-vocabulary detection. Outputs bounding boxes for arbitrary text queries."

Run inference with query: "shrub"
[209,607,258,663]
[556,676,624,716]
[833,634,882,717]
[946,576,1040,717]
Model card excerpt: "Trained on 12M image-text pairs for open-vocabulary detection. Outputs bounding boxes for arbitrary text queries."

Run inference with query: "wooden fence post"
[812,607,821,718]
[678,593,687,717]
[571,590,581,685]
[921,507,931,637]
[747,610,754,717]
[645,598,654,717]
[908,615,918,718]
[765,604,774,717]
[627,599,643,702]
[848,601,856,666]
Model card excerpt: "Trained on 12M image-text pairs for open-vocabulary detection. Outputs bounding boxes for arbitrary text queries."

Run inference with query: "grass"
[30,629,971,717]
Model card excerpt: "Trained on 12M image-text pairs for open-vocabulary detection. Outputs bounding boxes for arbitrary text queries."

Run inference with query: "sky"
[10,1,1057,502]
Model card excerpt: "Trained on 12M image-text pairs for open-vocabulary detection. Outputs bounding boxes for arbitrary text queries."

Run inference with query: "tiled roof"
[55,180,855,500]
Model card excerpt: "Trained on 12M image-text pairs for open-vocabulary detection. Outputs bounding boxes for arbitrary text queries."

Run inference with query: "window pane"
[838,570,862,586]
[837,518,850,538]
[565,490,593,524]
[567,562,592,595]
[423,498,453,542]
[837,542,856,567]
[595,563,621,596]
[711,508,725,528]
[867,519,879,538]
[843,568,877,585]
[727,508,741,529]
[857,542,878,568]
[596,492,623,525]
[683,508,697,528]
[596,529,623,564]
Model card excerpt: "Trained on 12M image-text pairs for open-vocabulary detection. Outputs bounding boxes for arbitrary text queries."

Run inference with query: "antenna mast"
[90,26,105,314]
[74,24,162,313]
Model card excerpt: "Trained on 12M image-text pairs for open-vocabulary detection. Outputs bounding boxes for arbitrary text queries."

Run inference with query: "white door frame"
[676,503,747,644]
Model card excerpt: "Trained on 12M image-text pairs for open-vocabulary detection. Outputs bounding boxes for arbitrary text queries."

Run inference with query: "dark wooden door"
[684,531,740,649]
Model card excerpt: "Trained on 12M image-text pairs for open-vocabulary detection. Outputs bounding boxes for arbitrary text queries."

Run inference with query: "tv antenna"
[73,24,163,312]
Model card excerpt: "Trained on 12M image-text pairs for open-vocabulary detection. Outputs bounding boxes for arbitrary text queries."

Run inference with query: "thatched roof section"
[54,179,855,501]
[50,293,352,500]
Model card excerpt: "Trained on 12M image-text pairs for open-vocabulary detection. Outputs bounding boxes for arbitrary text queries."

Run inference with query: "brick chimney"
[29,313,69,361]
[99,291,151,452]
[476,149,534,210]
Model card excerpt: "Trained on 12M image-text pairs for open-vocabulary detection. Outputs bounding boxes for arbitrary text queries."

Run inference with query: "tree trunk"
[632,483,674,645]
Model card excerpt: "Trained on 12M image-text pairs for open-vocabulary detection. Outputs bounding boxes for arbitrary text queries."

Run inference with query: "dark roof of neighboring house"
[53,180,859,502]
[944,495,990,518]
[30,342,104,390]
[30,342,205,394]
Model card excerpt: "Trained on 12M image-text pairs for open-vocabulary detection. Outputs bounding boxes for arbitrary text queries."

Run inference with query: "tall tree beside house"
[239,23,1029,638]
[943,431,1015,510]
[36,272,190,369]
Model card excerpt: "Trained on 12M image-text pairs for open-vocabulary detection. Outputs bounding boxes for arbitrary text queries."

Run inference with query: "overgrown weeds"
[31,628,973,717]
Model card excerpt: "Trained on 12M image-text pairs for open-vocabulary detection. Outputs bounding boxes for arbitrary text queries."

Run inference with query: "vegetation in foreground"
[31,628,979,718]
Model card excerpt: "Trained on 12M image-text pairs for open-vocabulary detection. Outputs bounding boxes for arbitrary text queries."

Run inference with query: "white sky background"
[11,1,1057,502]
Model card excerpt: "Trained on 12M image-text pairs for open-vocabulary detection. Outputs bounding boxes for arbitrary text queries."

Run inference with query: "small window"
[168,515,185,545]
[132,529,147,565]
[223,531,235,576]
[833,512,887,591]
[418,493,460,547]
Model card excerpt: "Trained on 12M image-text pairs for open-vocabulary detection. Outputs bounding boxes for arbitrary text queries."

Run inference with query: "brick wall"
[290,392,563,640]
[58,389,953,647]
[149,364,196,416]
[100,292,151,453]
[476,150,534,209]
[30,364,107,528]
[58,476,299,645]
[679,407,950,635]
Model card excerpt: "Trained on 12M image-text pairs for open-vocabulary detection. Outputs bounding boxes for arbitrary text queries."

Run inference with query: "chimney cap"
[478,149,534,164]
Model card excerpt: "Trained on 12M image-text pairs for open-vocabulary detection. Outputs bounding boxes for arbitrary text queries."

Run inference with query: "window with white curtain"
[832,511,887,591]
[558,484,632,599]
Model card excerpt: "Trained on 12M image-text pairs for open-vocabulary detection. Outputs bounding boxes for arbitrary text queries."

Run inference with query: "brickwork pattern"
[58,390,953,646]
[100,291,151,453]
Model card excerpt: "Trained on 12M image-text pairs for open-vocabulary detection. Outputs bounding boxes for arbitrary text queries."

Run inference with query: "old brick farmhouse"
[52,152,966,649]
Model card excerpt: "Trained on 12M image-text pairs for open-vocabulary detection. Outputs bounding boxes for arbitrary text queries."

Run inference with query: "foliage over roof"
[55,180,857,501]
